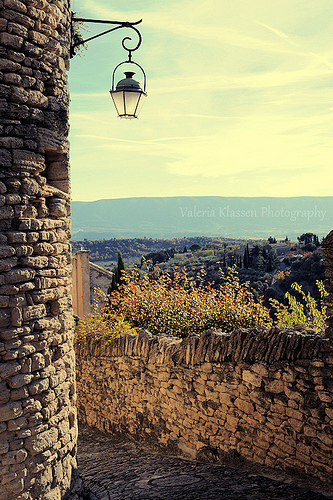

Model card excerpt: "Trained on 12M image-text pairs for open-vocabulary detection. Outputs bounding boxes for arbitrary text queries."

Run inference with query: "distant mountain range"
[71,196,333,241]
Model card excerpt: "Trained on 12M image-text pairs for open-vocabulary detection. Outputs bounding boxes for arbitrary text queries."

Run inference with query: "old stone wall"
[75,328,333,484]
[323,230,333,339]
[0,0,81,499]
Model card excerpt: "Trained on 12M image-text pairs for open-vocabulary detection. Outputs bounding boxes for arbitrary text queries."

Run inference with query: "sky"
[69,0,333,202]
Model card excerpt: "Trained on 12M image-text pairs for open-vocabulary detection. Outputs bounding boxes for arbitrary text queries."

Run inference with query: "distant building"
[71,250,113,318]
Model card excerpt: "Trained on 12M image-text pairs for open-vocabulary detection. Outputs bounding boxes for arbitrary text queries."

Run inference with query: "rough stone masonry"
[0,0,82,498]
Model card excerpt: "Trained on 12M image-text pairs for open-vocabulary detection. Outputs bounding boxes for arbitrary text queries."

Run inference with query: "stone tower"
[0,0,81,498]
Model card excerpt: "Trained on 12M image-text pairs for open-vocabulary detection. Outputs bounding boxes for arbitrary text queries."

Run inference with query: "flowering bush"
[107,267,272,338]
[74,289,137,345]
[270,280,327,332]
[75,270,328,343]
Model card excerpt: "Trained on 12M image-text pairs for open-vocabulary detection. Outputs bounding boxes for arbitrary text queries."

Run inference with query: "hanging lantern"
[110,70,147,119]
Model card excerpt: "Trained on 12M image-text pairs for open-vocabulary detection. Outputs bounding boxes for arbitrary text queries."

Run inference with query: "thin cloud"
[256,21,333,70]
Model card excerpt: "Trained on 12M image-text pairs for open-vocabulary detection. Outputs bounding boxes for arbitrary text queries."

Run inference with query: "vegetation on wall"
[107,267,272,338]
[75,268,327,343]
[74,232,327,343]
[270,280,328,333]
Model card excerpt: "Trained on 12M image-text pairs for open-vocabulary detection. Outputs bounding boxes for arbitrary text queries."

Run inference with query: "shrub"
[269,280,327,332]
[75,271,328,343]
[75,290,137,345]
[108,267,272,338]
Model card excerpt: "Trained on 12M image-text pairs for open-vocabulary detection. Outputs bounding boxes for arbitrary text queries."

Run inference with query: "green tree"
[267,249,279,272]
[243,244,250,269]
[108,250,126,293]
[256,252,265,271]
[190,243,201,252]
[297,233,320,247]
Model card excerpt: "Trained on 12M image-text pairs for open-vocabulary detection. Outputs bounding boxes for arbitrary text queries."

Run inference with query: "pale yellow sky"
[69,0,333,201]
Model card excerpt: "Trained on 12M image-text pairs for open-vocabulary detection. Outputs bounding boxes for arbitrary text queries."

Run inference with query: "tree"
[267,249,279,272]
[108,250,126,293]
[256,252,265,271]
[243,244,250,269]
[190,243,201,252]
[298,233,320,247]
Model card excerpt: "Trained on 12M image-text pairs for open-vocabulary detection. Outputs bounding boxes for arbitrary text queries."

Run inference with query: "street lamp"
[70,16,147,119]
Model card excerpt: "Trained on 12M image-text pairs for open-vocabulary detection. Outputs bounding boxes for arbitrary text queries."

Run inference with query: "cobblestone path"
[78,426,333,500]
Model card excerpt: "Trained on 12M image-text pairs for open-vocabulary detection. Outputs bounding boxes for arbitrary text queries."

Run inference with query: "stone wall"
[323,230,333,339]
[75,328,333,484]
[0,1,81,499]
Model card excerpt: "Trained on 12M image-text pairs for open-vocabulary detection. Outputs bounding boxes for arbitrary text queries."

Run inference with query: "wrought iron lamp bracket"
[70,15,143,59]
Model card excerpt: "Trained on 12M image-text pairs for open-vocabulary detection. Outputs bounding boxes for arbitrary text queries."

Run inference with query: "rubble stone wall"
[0,0,81,499]
[75,328,333,484]
[323,230,333,339]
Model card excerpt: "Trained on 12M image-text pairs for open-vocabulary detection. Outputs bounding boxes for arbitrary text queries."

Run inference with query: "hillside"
[71,236,254,266]
[71,196,332,240]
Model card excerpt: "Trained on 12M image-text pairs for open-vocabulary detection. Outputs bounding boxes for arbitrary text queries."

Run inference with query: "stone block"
[0,309,11,327]
[11,306,22,326]
[242,369,262,387]
[4,268,35,284]
[7,416,28,432]
[20,177,39,195]
[0,296,10,308]
[9,374,34,389]
[0,246,15,259]
[11,86,29,104]
[1,448,27,466]
[0,257,17,272]
[7,232,27,244]
[0,32,23,49]
[26,89,48,108]
[0,401,23,422]
[22,304,46,321]
[31,353,45,371]
[28,377,49,395]
[20,256,48,268]
[0,136,23,148]
[12,149,45,173]
[234,397,254,414]
[47,162,69,180]
[0,382,10,405]
[0,58,21,71]
[0,441,9,455]
[265,379,284,394]
[0,149,12,167]
[0,361,20,379]
[0,206,14,220]
[3,0,28,14]
[33,242,54,255]
[25,426,58,455]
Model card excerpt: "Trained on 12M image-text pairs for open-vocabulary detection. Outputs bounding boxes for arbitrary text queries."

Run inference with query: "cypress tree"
[243,244,250,269]
[108,250,126,293]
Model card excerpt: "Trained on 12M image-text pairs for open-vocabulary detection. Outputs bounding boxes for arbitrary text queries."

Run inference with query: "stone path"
[78,426,333,500]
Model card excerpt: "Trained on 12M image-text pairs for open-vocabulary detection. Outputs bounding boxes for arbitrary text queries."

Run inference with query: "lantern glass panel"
[111,91,125,117]
[123,91,142,117]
